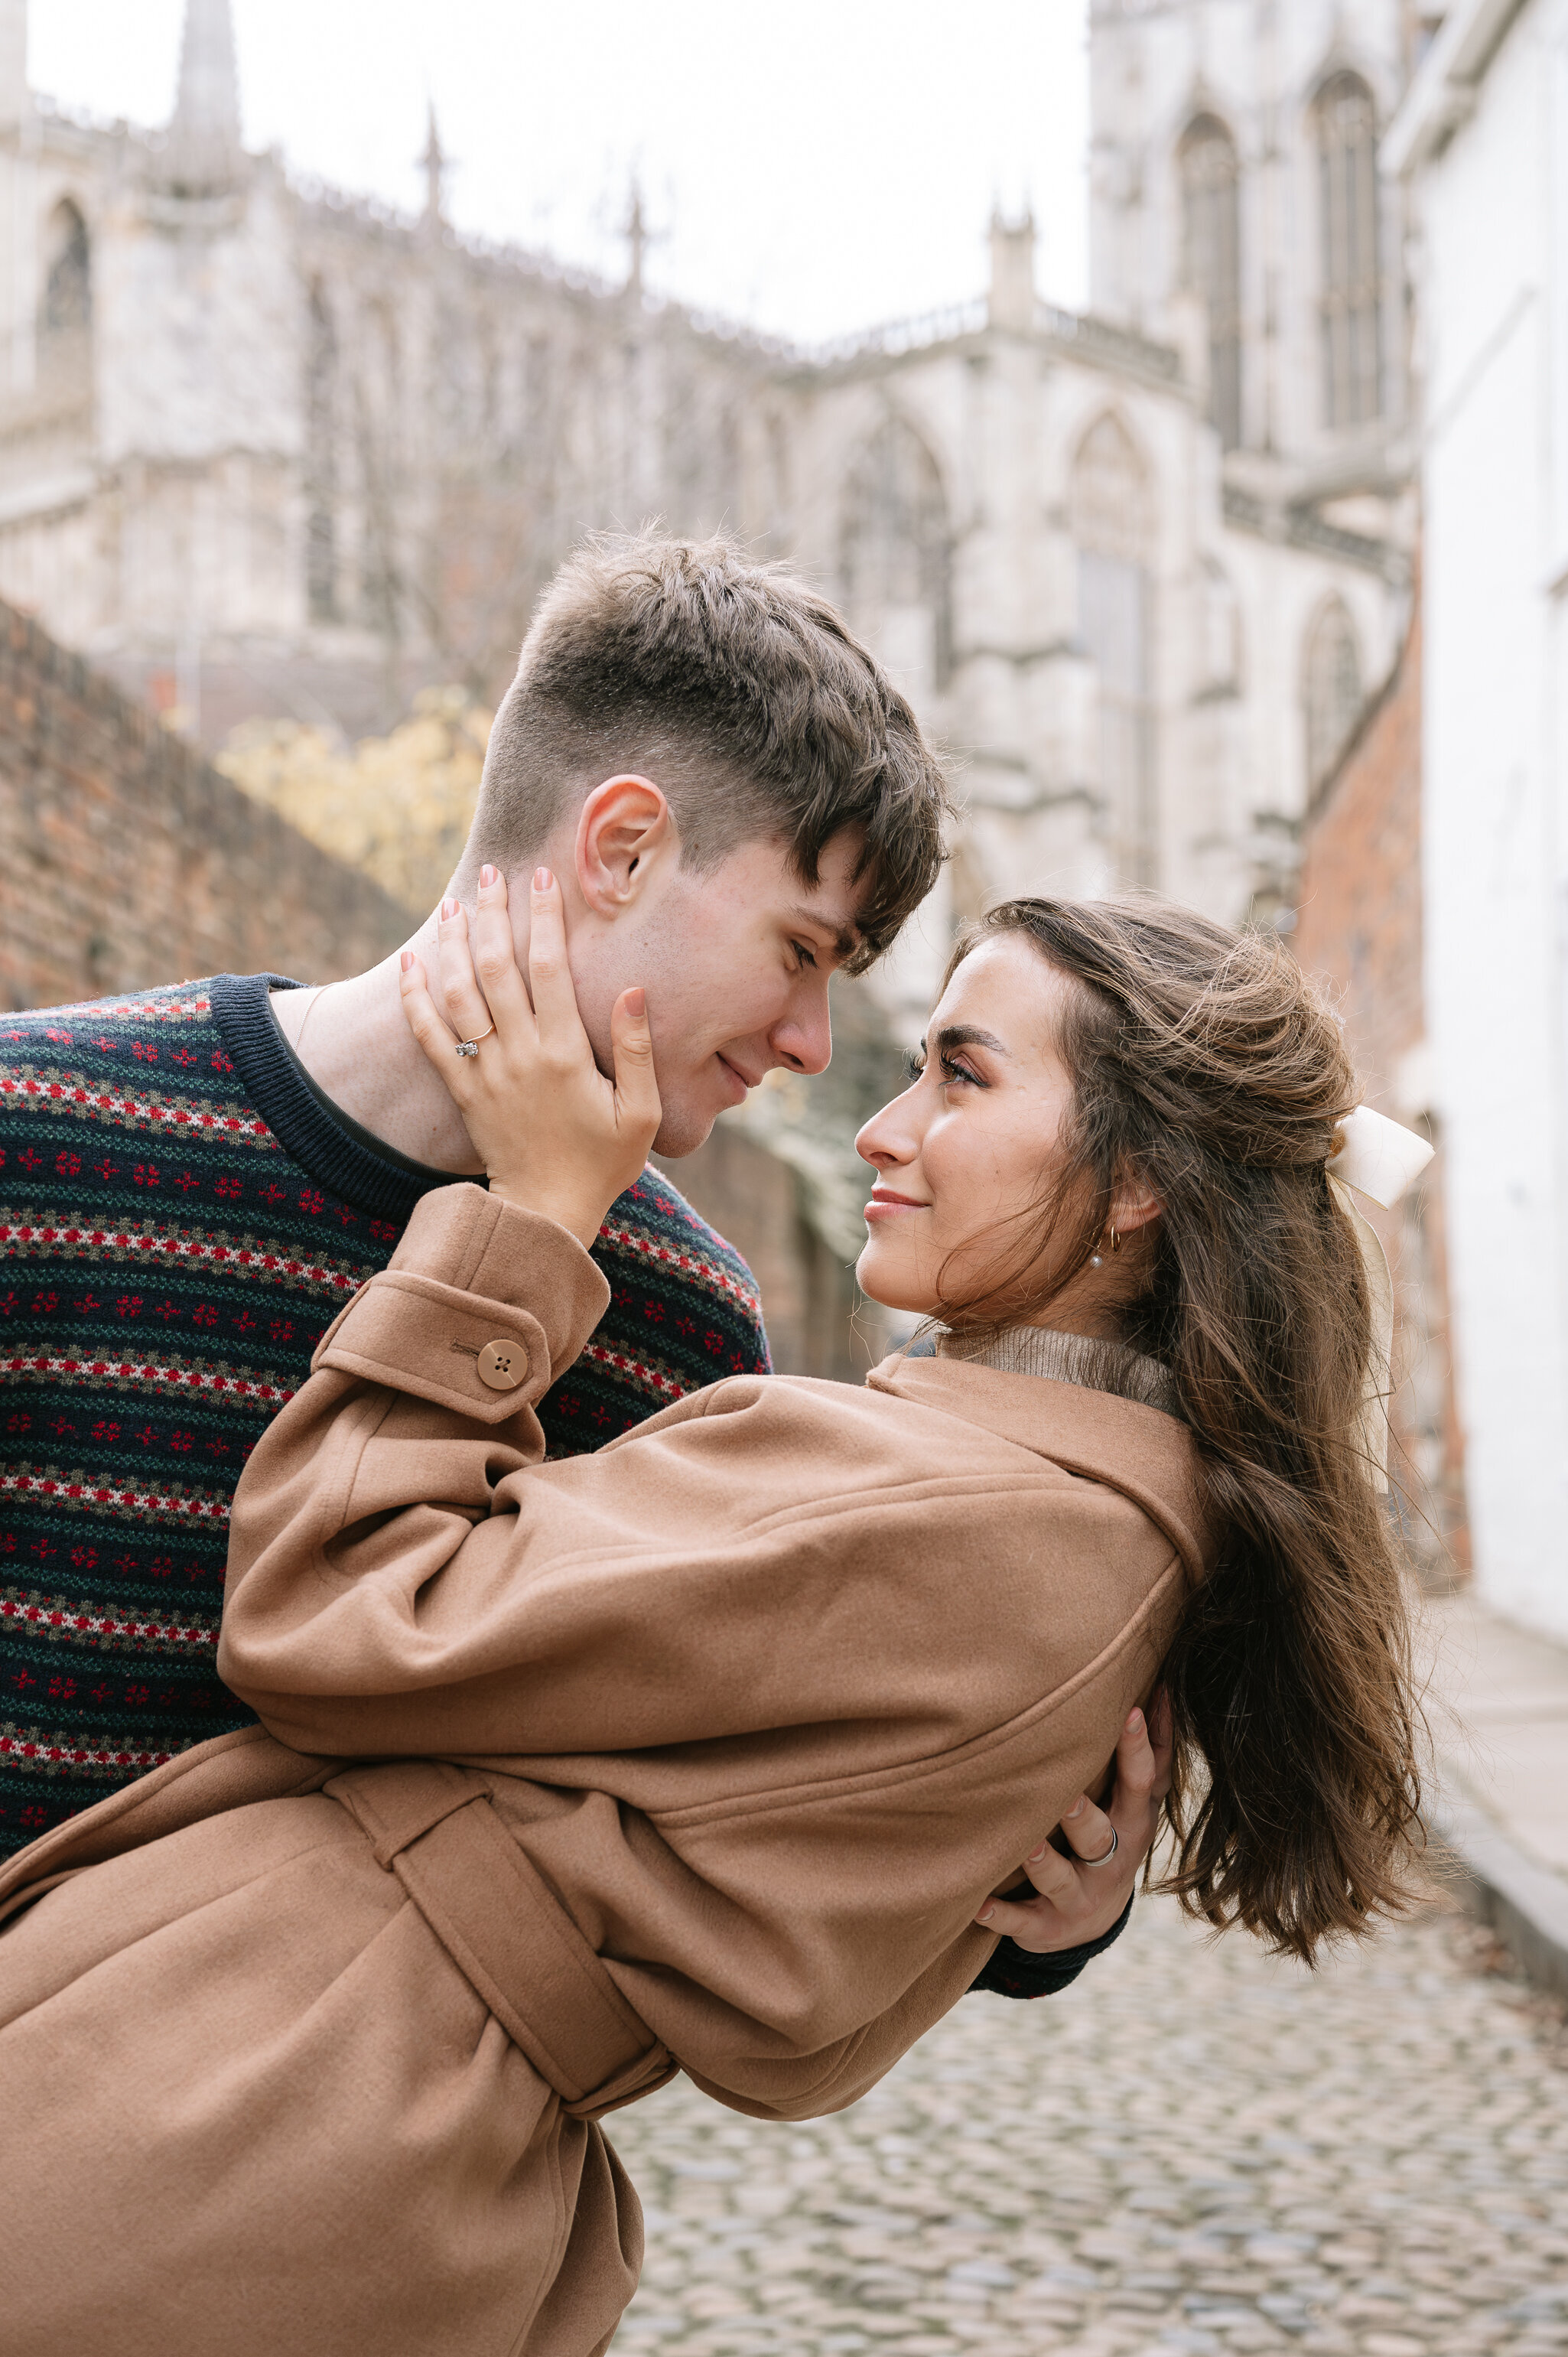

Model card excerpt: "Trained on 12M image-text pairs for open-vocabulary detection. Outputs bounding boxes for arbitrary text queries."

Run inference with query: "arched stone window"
[1070,414,1156,883]
[38,198,91,388]
[358,301,402,642]
[840,414,952,702]
[1314,73,1382,429]
[1199,555,1242,696]
[1179,115,1242,449]
[1303,596,1364,789]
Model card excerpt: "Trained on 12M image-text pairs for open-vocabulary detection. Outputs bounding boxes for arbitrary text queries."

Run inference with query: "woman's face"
[855,933,1085,1318]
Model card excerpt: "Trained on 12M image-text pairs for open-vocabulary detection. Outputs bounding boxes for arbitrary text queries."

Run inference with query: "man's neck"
[269,928,484,1177]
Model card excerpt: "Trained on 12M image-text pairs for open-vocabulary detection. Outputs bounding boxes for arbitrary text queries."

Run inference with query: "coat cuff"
[311,1183,610,1424]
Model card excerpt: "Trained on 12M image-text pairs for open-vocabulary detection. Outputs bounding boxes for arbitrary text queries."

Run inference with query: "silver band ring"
[1085,1825,1119,1864]
[454,1024,496,1060]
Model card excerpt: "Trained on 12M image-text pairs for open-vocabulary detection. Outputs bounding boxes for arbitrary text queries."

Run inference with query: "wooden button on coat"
[477,1340,525,1391]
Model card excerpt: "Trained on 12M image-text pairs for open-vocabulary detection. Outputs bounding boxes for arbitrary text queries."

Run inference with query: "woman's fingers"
[1106,1704,1160,1841]
[525,869,591,1061]
[469,866,535,1035]
[975,1887,1070,1942]
[399,950,464,1074]
[434,896,498,1050]
[1146,1685,1175,1800]
[610,985,662,1146]
[1057,1793,1119,1865]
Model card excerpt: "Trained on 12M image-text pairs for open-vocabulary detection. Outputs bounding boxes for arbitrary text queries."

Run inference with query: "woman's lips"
[864,1190,929,1222]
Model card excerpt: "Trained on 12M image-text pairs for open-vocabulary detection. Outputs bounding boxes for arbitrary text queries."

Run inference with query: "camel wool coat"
[0,1185,1211,2357]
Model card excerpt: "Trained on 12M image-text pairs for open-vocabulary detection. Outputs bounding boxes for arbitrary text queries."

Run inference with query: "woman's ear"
[575,776,678,916]
[1109,1173,1163,1237]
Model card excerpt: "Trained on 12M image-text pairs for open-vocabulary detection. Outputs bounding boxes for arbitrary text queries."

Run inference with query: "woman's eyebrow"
[932,1023,1010,1057]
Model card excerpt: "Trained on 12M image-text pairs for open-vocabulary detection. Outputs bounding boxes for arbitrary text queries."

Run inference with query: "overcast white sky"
[28,1,1091,343]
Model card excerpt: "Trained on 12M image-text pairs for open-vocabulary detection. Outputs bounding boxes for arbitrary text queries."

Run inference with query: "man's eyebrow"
[932,1023,1010,1056]
[787,903,862,964]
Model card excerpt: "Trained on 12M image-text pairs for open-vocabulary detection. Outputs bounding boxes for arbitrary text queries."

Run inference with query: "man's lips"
[864,1188,929,1222]
[715,1053,760,1104]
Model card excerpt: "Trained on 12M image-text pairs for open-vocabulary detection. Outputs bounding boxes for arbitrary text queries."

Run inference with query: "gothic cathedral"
[0,0,1420,1033]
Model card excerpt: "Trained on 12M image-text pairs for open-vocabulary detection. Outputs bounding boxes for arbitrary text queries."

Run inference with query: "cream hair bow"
[1326,1106,1436,1493]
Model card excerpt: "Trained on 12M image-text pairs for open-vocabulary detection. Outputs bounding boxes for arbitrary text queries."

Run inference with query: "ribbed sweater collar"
[935,1323,1183,1418]
[207,972,458,1227]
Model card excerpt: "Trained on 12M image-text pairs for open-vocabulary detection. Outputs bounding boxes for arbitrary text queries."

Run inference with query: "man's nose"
[770,991,833,1077]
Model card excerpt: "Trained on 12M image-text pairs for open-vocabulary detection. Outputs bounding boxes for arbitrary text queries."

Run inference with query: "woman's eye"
[940,1055,979,1086]
[904,1051,926,1083]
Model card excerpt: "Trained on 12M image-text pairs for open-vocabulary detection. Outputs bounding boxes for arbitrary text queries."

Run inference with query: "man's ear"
[575,776,678,916]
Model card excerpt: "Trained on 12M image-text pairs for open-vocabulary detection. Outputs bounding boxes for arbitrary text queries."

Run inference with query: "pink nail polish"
[1028,1843,1049,1862]
[480,864,498,890]
[534,867,553,892]
[399,949,414,973]
[440,896,459,921]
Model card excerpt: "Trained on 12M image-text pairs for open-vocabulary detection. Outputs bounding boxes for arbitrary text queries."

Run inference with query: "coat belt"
[325,1760,675,2122]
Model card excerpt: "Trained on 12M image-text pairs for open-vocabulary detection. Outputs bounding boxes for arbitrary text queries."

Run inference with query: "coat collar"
[866,1353,1213,1587]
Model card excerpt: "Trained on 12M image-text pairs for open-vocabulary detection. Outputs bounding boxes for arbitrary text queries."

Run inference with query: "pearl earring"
[1089,1225,1120,1273]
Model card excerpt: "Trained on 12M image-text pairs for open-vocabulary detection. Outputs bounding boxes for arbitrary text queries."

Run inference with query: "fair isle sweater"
[0,976,770,1855]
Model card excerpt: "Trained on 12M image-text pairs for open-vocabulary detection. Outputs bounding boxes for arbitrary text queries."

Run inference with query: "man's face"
[565,826,869,1158]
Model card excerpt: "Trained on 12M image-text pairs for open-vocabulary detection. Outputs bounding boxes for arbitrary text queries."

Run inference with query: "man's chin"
[650,1099,721,1160]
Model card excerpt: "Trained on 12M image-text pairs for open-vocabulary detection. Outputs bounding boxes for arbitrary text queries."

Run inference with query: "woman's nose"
[856,1095,920,1168]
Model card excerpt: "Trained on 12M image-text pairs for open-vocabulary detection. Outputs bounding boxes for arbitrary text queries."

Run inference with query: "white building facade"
[1387,0,1568,1638]
[0,0,1417,1039]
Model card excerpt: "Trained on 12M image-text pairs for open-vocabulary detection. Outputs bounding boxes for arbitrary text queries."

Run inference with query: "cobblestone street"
[607,1896,1568,2357]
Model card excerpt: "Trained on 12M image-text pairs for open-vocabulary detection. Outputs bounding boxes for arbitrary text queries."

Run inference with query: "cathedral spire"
[419,104,446,231]
[162,0,242,195]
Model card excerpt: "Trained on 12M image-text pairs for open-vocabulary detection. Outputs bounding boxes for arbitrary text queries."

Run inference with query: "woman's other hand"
[400,865,662,1249]
[974,1690,1173,1952]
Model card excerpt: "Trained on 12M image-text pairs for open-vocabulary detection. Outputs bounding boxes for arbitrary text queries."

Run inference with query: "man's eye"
[792,942,818,971]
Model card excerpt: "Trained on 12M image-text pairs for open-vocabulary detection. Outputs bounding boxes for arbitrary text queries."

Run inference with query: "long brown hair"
[942,896,1423,1962]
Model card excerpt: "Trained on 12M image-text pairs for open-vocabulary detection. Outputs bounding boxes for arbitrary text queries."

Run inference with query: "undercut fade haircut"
[458,532,952,972]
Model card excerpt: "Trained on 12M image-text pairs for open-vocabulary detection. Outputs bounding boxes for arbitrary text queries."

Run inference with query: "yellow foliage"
[216,688,492,916]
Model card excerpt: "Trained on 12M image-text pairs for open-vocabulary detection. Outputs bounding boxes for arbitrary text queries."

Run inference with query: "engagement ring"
[455,1025,496,1059]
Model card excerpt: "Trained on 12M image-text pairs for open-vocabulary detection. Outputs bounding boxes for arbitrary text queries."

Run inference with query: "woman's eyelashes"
[903,1049,984,1088]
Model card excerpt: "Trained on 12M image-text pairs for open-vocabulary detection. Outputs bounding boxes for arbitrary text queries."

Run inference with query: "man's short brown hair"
[460,532,951,971]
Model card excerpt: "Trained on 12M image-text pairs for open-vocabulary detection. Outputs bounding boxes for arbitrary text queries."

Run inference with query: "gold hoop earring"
[1109,1226,1121,1255]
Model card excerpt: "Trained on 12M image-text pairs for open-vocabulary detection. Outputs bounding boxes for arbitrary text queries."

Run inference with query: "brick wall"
[1293,597,1470,1573]
[0,601,408,1012]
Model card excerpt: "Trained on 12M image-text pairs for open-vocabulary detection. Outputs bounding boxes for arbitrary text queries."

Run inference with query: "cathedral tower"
[1088,0,1413,484]
[0,0,25,127]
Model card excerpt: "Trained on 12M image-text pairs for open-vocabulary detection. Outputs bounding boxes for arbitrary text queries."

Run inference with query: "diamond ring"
[454,1024,496,1060]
